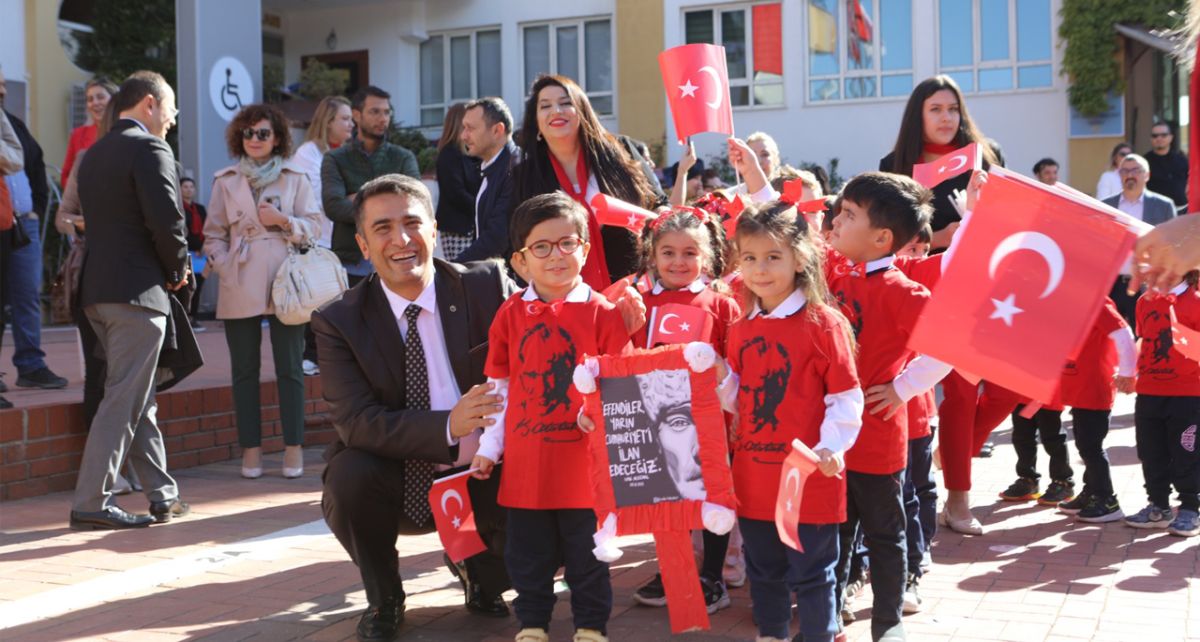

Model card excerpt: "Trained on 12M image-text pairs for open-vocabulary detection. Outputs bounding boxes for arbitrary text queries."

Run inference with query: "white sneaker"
[302,359,320,376]
[902,573,922,614]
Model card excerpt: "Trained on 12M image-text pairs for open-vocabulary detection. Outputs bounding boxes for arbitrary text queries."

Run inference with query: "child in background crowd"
[1125,271,1200,537]
[629,206,741,613]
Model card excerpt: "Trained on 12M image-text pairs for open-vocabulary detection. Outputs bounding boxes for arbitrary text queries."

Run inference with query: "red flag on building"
[776,439,820,552]
[429,470,488,563]
[647,303,713,347]
[591,193,657,233]
[912,142,981,189]
[659,44,734,142]
[909,167,1137,403]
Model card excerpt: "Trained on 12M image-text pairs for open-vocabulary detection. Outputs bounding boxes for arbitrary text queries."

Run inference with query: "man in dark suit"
[456,97,517,263]
[1104,152,1178,327]
[313,174,514,642]
[70,71,191,530]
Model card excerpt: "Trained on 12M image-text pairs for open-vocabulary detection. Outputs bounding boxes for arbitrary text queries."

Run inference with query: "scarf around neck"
[238,155,285,195]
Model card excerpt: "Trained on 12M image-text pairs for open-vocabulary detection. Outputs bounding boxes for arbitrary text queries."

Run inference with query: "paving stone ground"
[1,393,1197,641]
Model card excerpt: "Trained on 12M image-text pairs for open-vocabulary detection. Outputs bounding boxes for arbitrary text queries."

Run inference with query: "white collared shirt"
[473,144,508,236]
[521,280,593,303]
[381,279,470,462]
[650,278,707,295]
[747,289,808,319]
[1117,192,1147,276]
[864,255,895,273]
[1170,281,1189,297]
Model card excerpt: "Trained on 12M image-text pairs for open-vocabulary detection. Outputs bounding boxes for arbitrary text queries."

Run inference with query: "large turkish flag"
[659,44,734,142]
[909,167,1138,403]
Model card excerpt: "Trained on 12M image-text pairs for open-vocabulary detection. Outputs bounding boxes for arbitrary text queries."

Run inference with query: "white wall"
[281,0,618,135]
[664,0,1071,185]
[0,0,26,79]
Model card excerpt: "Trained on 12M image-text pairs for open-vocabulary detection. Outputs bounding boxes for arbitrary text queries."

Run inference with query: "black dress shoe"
[0,395,11,410]
[356,597,405,642]
[466,585,510,618]
[16,367,68,390]
[149,498,191,523]
[70,506,155,530]
[444,553,471,594]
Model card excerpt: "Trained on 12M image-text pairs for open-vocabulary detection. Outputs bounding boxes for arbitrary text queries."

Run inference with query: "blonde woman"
[292,96,353,250]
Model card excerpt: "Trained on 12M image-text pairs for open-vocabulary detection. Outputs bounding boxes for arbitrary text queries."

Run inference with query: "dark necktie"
[403,303,436,528]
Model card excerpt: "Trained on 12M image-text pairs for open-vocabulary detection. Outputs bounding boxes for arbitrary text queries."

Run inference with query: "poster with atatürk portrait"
[600,369,706,507]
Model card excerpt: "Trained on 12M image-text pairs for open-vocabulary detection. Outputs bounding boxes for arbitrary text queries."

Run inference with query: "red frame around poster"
[578,344,736,534]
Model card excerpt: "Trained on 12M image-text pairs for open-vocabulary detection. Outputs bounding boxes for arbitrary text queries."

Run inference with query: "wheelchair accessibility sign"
[209,57,253,121]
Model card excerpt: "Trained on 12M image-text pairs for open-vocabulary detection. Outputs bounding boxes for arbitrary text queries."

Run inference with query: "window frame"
[681,1,786,111]
[418,25,503,127]
[934,0,1055,95]
[519,15,617,117]
[802,0,916,105]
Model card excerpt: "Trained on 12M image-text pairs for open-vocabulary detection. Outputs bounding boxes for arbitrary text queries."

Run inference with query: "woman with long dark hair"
[882,76,1017,536]
[435,102,483,260]
[513,74,661,288]
[880,75,1002,250]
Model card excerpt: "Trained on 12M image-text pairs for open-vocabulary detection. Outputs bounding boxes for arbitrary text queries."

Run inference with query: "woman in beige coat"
[203,103,322,479]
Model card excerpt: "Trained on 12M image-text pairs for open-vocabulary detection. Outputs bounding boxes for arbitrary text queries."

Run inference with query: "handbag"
[50,238,87,323]
[271,242,349,325]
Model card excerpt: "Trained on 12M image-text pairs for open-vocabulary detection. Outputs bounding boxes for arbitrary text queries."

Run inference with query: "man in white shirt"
[1103,153,1178,327]
[457,97,518,263]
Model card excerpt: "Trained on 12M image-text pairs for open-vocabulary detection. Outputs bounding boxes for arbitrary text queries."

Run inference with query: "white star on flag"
[627,213,639,228]
[989,293,1023,326]
[785,499,793,512]
[678,79,698,99]
[452,516,462,529]
[679,322,691,332]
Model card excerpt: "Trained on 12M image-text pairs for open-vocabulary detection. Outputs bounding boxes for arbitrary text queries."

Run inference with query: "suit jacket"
[1102,189,1177,227]
[434,143,482,236]
[456,141,518,263]
[312,258,518,465]
[78,120,189,316]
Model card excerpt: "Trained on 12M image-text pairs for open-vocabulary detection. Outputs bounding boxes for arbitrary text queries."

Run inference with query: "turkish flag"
[1172,307,1200,362]
[659,44,734,142]
[912,142,982,189]
[429,470,488,563]
[776,439,819,552]
[647,303,712,347]
[591,193,657,233]
[909,167,1137,403]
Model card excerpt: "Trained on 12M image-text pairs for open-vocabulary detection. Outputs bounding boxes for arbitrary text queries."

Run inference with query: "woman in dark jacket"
[434,103,482,260]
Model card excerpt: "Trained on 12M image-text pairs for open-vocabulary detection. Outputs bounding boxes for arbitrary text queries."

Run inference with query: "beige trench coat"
[202,163,323,319]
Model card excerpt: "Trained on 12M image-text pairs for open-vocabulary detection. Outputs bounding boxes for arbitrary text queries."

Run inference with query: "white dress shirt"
[381,279,477,466]
[473,145,506,237]
[1117,191,1146,275]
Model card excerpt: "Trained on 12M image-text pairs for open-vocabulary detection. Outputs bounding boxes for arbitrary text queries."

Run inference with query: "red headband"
[649,206,708,233]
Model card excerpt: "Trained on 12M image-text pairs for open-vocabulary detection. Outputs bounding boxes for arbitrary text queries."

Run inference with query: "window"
[419,28,502,127]
[683,3,783,108]
[806,0,913,102]
[523,18,614,115]
[937,0,1052,93]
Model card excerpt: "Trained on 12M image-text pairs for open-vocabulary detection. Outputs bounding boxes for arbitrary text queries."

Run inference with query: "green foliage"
[297,59,349,101]
[262,61,286,104]
[1060,0,1185,117]
[417,147,439,176]
[74,0,176,83]
[387,124,431,156]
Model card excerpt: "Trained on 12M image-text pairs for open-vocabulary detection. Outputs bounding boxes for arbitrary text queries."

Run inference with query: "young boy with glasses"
[472,192,633,642]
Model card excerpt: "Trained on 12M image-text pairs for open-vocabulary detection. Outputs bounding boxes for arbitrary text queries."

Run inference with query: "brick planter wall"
[0,377,334,501]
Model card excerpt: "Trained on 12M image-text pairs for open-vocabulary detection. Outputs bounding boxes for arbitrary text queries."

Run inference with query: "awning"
[1115,23,1181,54]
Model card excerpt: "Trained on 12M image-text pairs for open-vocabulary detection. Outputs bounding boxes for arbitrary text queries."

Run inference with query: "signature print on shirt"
[516,322,582,442]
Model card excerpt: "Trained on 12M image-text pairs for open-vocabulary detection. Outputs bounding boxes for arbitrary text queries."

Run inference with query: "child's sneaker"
[1075,494,1124,523]
[920,549,932,572]
[1057,489,1092,515]
[573,629,608,642]
[700,576,731,614]
[633,573,667,607]
[999,477,1040,501]
[1037,479,1075,506]
[1124,503,1174,529]
[902,573,922,614]
[1167,509,1200,537]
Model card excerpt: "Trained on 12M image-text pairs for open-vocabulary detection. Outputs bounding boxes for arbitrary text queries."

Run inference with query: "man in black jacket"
[457,97,517,263]
[70,71,191,530]
[313,174,513,641]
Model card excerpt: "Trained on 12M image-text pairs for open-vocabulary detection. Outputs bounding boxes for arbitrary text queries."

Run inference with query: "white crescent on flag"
[987,232,1065,299]
[658,313,681,336]
[440,489,463,516]
[698,65,723,110]
[782,468,801,512]
[940,154,969,174]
